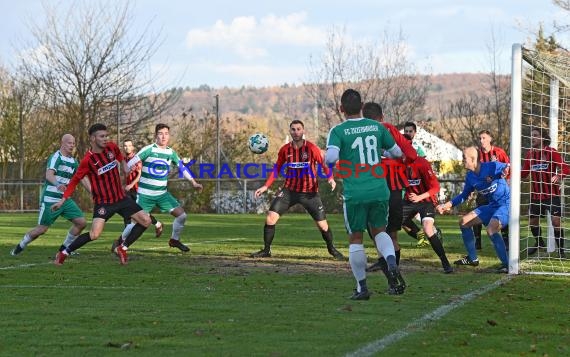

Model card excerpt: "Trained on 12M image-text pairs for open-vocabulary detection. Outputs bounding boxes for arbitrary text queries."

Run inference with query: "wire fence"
[0,178,470,214]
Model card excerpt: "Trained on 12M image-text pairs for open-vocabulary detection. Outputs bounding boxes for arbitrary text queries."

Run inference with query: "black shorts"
[402,201,436,223]
[269,188,326,221]
[126,189,138,202]
[386,189,403,233]
[529,197,562,217]
[93,196,143,221]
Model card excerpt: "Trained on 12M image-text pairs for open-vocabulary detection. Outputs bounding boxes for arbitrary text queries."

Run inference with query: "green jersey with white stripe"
[326,118,396,202]
[41,151,78,203]
[136,143,181,197]
[412,141,426,157]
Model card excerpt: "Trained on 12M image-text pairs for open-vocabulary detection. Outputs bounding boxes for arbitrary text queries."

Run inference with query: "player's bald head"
[462,146,479,170]
[61,134,74,143]
[60,134,76,156]
[463,146,478,160]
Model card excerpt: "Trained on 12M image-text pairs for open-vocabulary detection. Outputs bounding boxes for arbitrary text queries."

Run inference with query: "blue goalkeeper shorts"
[473,204,509,227]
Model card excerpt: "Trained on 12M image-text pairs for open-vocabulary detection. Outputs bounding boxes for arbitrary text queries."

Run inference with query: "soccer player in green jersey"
[119,123,203,252]
[11,134,90,255]
[403,122,427,158]
[325,89,406,299]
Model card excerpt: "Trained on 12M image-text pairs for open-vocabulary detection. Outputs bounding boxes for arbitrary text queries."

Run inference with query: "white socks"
[171,212,187,241]
[62,231,76,247]
[19,234,33,248]
[121,223,135,240]
[374,231,395,260]
[348,244,367,292]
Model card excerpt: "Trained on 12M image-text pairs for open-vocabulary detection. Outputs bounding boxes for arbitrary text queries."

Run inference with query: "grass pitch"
[0,213,569,356]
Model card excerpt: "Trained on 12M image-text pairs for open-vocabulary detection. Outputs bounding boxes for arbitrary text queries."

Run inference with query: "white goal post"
[509,43,570,275]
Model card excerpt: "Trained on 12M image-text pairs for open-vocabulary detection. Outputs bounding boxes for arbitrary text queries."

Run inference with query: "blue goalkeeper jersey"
[451,162,510,207]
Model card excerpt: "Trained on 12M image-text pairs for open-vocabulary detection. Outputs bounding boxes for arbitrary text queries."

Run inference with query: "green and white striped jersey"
[41,151,78,203]
[136,143,181,197]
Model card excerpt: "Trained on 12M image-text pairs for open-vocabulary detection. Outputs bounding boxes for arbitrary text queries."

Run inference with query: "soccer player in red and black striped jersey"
[402,148,453,273]
[123,139,142,200]
[250,120,343,259]
[121,139,162,236]
[51,124,151,265]
[522,128,570,257]
[361,102,417,274]
[473,130,510,250]
[123,140,142,224]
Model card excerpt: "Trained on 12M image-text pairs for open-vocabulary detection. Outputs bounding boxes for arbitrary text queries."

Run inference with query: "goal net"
[509,44,570,275]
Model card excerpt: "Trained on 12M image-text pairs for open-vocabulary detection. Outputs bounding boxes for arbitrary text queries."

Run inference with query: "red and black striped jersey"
[403,157,440,205]
[264,140,330,193]
[125,152,141,191]
[381,122,417,191]
[479,146,509,164]
[521,146,570,200]
[64,142,126,204]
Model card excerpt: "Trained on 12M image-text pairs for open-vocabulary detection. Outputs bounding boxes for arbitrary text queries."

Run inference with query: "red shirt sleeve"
[310,143,331,178]
[263,145,286,188]
[63,156,90,199]
[107,142,124,162]
[383,123,417,161]
[496,147,510,164]
[420,160,440,202]
[551,148,570,176]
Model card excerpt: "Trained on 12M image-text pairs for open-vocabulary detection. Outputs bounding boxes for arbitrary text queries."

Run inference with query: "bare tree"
[0,69,57,177]
[306,26,430,131]
[481,25,511,150]
[16,0,179,154]
[553,0,570,38]
[436,28,511,151]
[436,94,486,149]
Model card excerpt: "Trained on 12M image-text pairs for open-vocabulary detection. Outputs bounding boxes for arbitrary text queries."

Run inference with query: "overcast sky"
[0,0,567,88]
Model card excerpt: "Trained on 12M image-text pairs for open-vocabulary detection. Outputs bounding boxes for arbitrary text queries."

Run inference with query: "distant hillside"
[424,73,506,116]
[161,73,506,144]
[172,73,502,114]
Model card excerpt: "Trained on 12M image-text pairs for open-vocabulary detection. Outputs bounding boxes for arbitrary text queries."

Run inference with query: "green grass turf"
[0,213,568,356]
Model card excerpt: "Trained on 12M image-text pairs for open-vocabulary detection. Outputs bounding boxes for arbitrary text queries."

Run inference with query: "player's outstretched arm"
[181,168,203,192]
[191,180,203,192]
[436,201,452,214]
[327,178,336,191]
[324,147,339,166]
[255,185,268,198]
[51,197,66,211]
[80,177,91,194]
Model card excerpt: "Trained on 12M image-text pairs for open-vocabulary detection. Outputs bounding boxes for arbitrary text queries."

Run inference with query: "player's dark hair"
[404,122,417,132]
[123,139,133,144]
[88,123,107,136]
[478,129,493,137]
[362,102,383,119]
[544,134,551,146]
[155,123,170,135]
[290,119,304,128]
[341,89,362,115]
[533,127,551,146]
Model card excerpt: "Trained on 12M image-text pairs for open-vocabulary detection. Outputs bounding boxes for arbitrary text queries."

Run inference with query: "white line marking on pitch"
[0,284,162,290]
[0,262,53,270]
[194,238,246,244]
[346,276,513,357]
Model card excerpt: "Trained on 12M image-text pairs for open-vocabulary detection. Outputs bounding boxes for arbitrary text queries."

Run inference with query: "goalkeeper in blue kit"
[437,147,510,273]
